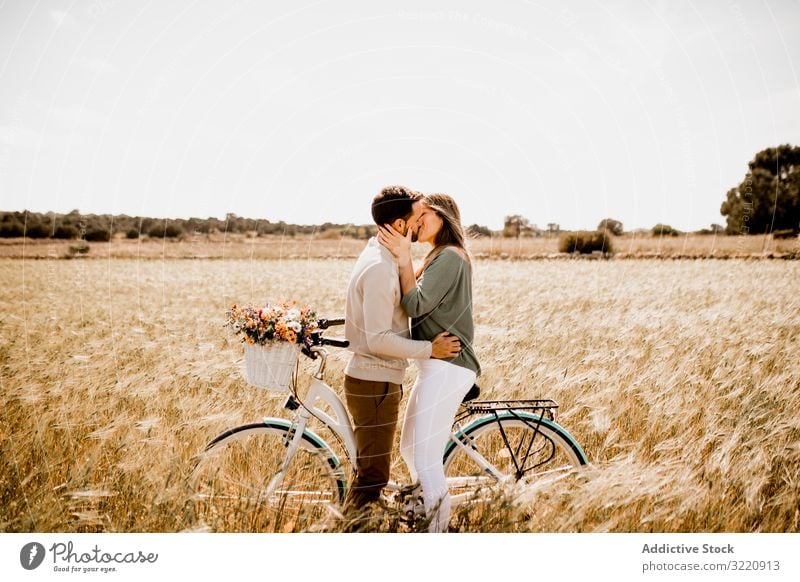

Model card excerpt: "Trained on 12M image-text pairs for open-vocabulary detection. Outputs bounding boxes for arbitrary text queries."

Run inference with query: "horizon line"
[0,207,727,233]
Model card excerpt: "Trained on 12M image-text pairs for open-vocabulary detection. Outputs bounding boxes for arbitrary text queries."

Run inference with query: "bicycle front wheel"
[443,413,587,504]
[192,421,346,532]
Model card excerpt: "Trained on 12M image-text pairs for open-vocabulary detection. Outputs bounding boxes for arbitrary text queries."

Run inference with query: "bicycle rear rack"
[453,398,563,479]
[463,399,559,419]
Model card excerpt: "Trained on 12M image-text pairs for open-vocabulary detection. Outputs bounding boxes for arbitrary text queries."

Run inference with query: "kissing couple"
[343,185,480,533]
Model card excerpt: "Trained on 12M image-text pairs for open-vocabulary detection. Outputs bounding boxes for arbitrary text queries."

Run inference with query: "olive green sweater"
[400,248,481,377]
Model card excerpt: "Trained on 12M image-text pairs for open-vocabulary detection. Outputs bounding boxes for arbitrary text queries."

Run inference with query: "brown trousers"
[343,375,402,512]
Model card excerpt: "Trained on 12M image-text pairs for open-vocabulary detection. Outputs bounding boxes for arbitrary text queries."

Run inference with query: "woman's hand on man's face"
[377,224,412,263]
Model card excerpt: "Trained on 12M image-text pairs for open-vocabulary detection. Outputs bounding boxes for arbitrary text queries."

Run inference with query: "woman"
[377,193,480,532]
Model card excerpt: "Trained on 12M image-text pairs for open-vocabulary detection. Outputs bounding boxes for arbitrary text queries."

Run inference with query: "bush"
[0,220,25,237]
[652,224,680,236]
[316,228,343,240]
[165,224,184,238]
[467,224,492,237]
[67,242,90,256]
[147,223,184,238]
[126,228,140,239]
[25,222,50,238]
[139,218,156,234]
[597,218,624,236]
[558,230,615,254]
[54,225,79,239]
[84,227,111,242]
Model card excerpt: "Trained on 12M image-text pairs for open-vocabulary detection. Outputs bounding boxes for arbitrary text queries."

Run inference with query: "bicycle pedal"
[283,394,300,411]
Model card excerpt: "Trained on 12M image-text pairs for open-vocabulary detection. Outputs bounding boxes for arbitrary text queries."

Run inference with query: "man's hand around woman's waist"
[431,331,461,359]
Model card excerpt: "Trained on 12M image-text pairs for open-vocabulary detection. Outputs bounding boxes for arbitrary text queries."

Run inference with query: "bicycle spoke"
[443,415,586,529]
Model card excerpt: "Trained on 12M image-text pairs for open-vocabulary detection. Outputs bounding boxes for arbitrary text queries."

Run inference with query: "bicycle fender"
[445,412,588,464]
[259,417,343,471]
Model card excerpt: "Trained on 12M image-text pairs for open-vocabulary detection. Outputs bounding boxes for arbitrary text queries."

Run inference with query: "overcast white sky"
[1,0,798,231]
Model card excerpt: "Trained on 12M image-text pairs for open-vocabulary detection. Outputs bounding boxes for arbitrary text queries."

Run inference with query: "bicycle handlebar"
[300,318,349,359]
[321,337,349,348]
[317,317,345,329]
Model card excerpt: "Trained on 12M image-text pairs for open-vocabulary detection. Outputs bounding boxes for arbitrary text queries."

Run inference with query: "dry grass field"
[1,255,798,533]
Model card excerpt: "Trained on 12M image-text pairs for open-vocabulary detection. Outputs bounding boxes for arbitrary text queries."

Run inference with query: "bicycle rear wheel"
[192,421,346,532]
[443,413,587,506]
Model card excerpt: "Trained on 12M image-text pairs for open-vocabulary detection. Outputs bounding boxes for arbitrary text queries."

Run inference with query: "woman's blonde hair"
[419,193,471,275]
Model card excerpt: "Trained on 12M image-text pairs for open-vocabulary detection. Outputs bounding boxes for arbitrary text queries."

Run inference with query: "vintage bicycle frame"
[263,346,507,506]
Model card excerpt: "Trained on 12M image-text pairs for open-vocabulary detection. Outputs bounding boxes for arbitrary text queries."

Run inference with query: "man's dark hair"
[371,185,422,226]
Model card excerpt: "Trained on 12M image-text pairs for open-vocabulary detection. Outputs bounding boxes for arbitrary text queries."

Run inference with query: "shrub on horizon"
[558,230,615,255]
[84,227,111,242]
[147,223,184,238]
[54,225,79,239]
[652,224,681,236]
[0,220,25,237]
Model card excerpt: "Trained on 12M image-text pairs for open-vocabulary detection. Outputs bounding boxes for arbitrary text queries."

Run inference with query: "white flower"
[286,308,300,320]
[287,321,302,333]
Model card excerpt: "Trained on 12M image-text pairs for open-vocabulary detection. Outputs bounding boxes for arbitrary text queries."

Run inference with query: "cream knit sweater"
[344,238,432,383]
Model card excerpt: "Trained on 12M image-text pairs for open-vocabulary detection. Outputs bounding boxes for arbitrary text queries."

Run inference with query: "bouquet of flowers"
[225,300,318,391]
[225,300,318,345]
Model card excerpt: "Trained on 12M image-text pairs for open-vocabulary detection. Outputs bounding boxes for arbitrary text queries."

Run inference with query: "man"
[343,185,461,515]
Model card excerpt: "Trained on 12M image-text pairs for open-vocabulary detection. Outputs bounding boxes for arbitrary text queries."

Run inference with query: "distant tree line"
[495,215,725,239]
[0,210,380,240]
[0,207,739,243]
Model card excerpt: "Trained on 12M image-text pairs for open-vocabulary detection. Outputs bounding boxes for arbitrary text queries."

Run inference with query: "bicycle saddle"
[462,383,480,403]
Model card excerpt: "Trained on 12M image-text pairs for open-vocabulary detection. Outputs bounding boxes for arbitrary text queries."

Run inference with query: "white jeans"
[400,358,477,532]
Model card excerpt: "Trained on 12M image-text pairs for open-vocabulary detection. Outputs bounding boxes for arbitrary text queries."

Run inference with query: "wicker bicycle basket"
[242,342,299,391]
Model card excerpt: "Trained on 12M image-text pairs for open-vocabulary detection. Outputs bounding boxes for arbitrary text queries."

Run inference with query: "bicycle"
[191,318,588,532]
